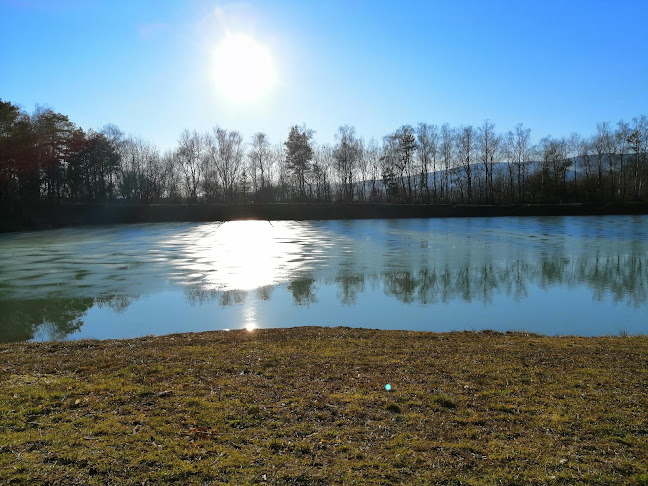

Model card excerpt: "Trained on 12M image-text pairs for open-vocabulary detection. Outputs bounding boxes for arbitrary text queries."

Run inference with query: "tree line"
[1,98,647,205]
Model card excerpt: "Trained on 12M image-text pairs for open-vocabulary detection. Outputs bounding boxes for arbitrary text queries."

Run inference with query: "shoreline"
[2,201,647,232]
[2,326,647,484]
[4,325,647,346]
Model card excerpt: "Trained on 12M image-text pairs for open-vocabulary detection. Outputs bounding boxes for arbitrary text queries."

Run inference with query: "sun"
[211,33,277,104]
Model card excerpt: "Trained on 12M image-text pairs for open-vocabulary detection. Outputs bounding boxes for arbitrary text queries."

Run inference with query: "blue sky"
[1,0,646,151]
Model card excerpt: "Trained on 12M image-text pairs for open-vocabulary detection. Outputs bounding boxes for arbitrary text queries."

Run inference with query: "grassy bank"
[1,327,647,485]
[2,201,648,232]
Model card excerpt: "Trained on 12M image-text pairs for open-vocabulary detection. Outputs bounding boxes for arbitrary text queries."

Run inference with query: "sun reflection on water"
[243,292,259,332]
[167,220,313,292]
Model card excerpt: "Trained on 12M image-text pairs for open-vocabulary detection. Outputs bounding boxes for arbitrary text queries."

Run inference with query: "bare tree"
[477,120,500,203]
[355,138,370,201]
[456,125,475,203]
[512,123,531,203]
[567,132,583,200]
[627,115,647,201]
[160,150,182,201]
[602,123,618,200]
[333,125,362,202]
[364,138,382,201]
[615,120,631,200]
[440,124,454,202]
[502,131,516,202]
[539,136,569,202]
[209,128,244,203]
[416,123,439,202]
[201,131,220,201]
[537,137,551,202]
[176,129,204,201]
[578,137,595,200]
[591,122,613,200]
[118,136,155,200]
[248,132,273,202]
[138,140,163,200]
[100,123,126,199]
[312,144,332,201]
[272,143,287,200]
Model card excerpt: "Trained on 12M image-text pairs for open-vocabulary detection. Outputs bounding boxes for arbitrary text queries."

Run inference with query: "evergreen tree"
[284,125,314,200]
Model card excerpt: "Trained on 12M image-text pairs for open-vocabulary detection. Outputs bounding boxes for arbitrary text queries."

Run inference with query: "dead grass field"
[1,327,647,485]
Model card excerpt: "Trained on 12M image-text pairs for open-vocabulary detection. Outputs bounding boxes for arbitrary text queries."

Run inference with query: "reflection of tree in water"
[185,288,245,306]
[255,285,274,301]
[288,277,317,305]
[335,275,365,304]
[416,268,439,304]
[95,294,135,313]
[478,265,499,304]
[383,272,418,303]
[499,261,530,302]
[130,246,648,311]
[377,249,646,307]
[4,241,645,343]
[553,249,646,307]
[184,284,274,306]
[0,298,94,343]
[456,267,472,303]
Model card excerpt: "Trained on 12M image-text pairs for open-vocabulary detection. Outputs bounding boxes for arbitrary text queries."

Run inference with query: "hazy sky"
[1,0,646,151]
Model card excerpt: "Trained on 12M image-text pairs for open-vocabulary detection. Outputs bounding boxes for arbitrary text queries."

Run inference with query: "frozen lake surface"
[1,215,646,342]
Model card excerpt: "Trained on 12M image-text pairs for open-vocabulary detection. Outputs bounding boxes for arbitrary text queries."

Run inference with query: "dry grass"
[1,326,647,485]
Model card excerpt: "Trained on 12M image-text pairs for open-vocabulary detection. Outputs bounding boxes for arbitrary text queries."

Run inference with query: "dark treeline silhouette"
[2,98,647,206]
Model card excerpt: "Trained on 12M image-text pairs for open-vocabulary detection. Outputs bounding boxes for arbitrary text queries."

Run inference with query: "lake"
[1,215,646,342]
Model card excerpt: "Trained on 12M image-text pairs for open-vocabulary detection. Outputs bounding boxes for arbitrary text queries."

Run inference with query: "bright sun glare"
[211,33,277,104]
